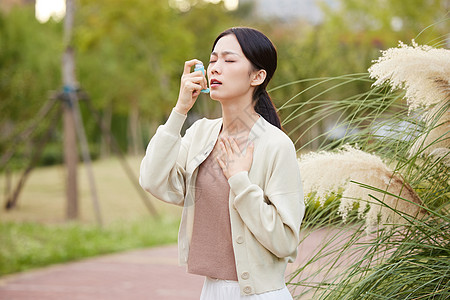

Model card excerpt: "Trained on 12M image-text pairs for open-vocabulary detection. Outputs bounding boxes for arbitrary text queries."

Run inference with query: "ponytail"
[254,87,281,129]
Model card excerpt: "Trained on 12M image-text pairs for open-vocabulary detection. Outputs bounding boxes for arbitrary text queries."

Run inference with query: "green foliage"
[303,189,346,227]
[76,0,191,116]
[1,0,446,167]
[267,0,447,124]
[281,35,449,298]
[0,1,241,167]
[74,0,240,118]
[0,7,62,122]
[287,84,449,299]
[0,216,179,276]
[329,206,449,299]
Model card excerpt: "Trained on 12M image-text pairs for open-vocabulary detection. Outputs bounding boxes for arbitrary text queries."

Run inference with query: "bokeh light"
[35,0,66,23]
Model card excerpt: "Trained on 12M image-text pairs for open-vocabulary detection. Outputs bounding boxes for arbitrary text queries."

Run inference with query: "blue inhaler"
[194,62,210,93]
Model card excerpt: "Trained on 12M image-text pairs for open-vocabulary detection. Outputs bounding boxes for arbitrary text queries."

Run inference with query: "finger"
[183,59,201,75]
[183,71,204,80]
[185,82,203,93]
[217,145,228,164]
[203,75,209,90]
[216,156,226,171]
[190,71,204,77]
[219,139,229,157]
[221,137,233,156]
[185,74,206,86]
[192,89,200,98]
[188,71,208,90]
[229,137,241,154]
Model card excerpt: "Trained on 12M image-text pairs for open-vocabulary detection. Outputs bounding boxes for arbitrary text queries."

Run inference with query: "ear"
[250,69,267,87]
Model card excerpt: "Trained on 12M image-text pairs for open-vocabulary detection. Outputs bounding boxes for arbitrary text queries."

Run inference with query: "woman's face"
[207,34,256,102]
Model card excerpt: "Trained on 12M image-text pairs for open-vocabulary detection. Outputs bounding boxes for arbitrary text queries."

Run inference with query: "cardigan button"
[243,286,252,294]
[236,236,244,244]
[241,272,250,280]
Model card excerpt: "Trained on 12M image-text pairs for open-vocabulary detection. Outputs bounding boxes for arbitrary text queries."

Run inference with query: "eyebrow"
[210,50,240,57]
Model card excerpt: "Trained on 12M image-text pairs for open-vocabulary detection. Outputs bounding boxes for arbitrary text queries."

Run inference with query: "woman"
[140,27,304,299]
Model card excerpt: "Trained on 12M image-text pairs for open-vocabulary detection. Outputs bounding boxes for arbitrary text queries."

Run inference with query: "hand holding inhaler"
[175,59,209,115]
[194,62,210,93]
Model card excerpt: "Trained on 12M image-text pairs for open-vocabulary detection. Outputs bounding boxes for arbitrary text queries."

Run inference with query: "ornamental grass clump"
[369,40,450,164]
[298,145,425,231]
[368,40,450,112]
[409,101,450,165]
[280,35,449,300]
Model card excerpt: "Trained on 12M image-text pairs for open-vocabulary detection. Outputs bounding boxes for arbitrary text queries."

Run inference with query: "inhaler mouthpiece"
[194,62,210,93]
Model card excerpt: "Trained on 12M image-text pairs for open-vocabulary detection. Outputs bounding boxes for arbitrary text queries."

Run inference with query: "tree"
[0,7,62,169]
[74,0,240,154]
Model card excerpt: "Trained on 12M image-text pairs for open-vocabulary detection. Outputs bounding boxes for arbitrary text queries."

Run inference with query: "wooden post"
[63,0,78,220]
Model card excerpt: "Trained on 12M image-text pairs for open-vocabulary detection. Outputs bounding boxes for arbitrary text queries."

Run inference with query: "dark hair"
[212,27,281,129]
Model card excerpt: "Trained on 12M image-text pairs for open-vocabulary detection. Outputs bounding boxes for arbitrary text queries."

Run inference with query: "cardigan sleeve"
[139,109,196,206]
[228,137,304,258]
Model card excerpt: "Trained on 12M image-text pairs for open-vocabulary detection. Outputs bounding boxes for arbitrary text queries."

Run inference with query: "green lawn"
[0,216,179,276]
[0,156,181,276]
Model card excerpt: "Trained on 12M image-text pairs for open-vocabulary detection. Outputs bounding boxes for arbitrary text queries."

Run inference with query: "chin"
[209,91,221,101]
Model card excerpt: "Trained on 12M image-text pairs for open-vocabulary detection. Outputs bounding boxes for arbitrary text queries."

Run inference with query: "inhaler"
[194,62,210,93]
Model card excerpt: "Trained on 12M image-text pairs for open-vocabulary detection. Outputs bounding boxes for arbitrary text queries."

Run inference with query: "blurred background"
[0,0,448,276]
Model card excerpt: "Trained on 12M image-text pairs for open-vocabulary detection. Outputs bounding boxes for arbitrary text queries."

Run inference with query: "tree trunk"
[128,100,142,156]
[100,104,112,158]
[63,0,78,220]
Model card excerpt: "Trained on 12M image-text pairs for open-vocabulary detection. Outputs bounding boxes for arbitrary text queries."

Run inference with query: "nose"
[208,61,221,75]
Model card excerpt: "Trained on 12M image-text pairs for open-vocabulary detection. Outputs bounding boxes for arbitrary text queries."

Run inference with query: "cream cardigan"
[139,109,304,295]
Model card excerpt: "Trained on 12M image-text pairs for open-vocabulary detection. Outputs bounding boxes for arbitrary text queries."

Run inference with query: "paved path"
[0,245,203,300]
[0,228,355,299]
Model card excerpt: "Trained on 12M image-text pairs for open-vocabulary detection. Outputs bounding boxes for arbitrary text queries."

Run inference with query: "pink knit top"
[187,143,238,281]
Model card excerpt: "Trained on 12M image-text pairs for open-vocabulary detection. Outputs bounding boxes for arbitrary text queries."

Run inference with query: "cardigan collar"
[191,115,267,171]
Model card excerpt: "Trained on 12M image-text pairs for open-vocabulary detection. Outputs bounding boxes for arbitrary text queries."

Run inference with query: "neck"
[220,97,259,137]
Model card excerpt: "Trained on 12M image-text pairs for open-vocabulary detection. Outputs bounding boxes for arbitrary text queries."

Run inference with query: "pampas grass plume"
[369,41,449,164]
[409,102,450,164]
[298,145,424,230]
[368,40,450,112]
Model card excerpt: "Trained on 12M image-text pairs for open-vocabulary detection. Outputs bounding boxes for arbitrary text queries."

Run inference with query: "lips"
[210,79,222,87]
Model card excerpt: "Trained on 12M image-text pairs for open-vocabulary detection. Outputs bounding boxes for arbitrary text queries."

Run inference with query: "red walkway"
[0,245,203,300]
[0,228,349,299]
